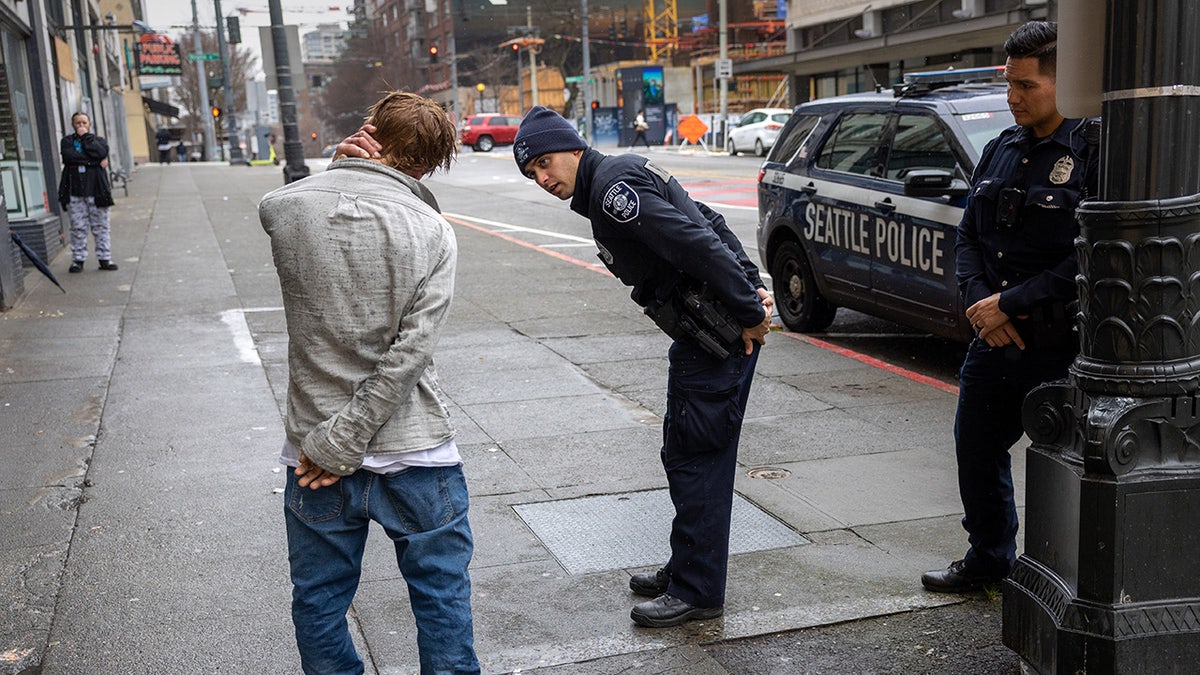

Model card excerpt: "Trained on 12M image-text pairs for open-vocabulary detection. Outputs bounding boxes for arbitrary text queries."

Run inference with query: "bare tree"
[174,31,258,142]
[315,35,395,139]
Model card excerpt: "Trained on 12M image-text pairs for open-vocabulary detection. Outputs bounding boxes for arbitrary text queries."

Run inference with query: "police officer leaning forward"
[515,107,772,626]
[921,20,1099,594]
[339,109,773,627]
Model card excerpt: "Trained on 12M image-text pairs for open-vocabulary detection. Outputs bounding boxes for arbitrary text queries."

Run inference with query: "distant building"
[302,23,349,63]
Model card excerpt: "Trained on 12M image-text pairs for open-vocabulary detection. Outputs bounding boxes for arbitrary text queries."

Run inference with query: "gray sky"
[141,0,352,78]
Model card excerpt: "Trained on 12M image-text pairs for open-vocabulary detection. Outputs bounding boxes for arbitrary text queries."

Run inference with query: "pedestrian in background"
[921,20,1099,594]
[58,111,117,273]
[514,107,770,627]
[260,91,479,674]
[632,109,651,149]
[175,140,188,163]
[155,127,172,164]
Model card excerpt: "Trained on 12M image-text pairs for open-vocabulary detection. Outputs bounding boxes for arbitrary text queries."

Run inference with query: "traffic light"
[226,16,242,44]
[211,106,221,119]
[310,132,318,141]
[268,134,276,144]
[512,43,519,53]
[429,44,439,64]
[591,100,599,110]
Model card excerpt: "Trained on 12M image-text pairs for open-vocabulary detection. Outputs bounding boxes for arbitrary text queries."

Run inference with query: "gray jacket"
[259,159,456,475]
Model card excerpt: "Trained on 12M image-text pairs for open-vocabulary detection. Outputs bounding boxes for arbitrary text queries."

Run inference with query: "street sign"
[715,58,733,79]
[187,53,221,61]
[565,76,582,83]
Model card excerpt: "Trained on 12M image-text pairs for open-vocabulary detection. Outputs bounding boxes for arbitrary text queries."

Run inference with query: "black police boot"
[921,559,1003,594]
[69,260,84,273]
[630,594,723,628]
[629,567,669,597]
[98,260,119,271]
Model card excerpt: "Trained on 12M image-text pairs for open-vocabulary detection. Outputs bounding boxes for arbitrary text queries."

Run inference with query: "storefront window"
[0,28,48,220]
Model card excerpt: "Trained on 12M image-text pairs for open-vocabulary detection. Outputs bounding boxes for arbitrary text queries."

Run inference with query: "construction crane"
[643,0,677,61]
[233,3,345,16]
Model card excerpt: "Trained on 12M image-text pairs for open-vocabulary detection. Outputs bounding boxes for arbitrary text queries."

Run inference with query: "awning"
[142,95,180,119]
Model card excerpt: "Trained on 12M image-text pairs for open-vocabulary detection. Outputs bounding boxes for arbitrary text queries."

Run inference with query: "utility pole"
[718,0,728,148]
[582,0,592,142]
[213,0,247,164]
[527,6,539,107]
[449,23,460,125]
[192,0,216,161]
[268,0,309,183]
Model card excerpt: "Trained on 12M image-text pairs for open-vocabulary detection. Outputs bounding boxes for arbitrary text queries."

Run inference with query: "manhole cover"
[747,467,791,480]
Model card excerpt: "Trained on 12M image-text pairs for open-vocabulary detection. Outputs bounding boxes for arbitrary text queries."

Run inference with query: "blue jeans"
[284,465,479,675]
[660,339,759,608]
[954,340,1075,577]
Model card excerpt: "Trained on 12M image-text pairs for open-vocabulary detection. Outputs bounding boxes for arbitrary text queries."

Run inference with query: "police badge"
[1049,155,1074,185]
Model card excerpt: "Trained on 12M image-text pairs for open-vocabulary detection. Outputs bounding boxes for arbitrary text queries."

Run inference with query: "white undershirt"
[279,436,461,474]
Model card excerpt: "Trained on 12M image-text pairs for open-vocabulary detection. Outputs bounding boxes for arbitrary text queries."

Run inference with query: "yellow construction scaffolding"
[643,0,677,62]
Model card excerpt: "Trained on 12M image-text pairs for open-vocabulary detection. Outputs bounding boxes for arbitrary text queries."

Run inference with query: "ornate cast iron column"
[1003,1,1200,672]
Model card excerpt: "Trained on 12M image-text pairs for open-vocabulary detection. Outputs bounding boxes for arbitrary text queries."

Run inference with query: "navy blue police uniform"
[952,117,1099,580]
[569,147,766,610]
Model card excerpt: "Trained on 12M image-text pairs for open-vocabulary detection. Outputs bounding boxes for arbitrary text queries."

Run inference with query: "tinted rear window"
[767,114,820,164]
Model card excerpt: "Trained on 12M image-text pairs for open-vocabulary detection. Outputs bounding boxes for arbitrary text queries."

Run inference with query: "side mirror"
[903,169,969,199]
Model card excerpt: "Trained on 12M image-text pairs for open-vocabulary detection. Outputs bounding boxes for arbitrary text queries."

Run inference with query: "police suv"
[756,67,1014,341]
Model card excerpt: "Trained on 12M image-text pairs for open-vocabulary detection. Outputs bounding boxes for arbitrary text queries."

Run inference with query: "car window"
[771,113,791,124]
[956,111,1014,158]
[467,116,483,125]
[740,113,765,127]
[767,113,820,164]
[884,114,959,181]
[815,112,889,177]
[508,117,523,126]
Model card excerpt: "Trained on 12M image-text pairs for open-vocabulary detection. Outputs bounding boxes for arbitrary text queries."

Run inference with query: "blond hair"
[366,92,457,176]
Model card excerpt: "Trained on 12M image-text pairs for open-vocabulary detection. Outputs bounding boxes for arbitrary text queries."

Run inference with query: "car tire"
[771,239,836,332]
[475,136,494,152]
[754,139,766,157]
[727,139,738,156]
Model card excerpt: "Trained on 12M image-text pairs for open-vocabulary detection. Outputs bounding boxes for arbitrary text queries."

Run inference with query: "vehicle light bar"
[895,65,1005,97]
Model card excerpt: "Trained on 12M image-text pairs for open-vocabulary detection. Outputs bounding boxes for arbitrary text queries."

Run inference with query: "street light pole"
[268,0,309,183]
[718,0,728,148]
[191,0,216,161]
[527,6,539,107]
[213,0,247,164]
[582,0,592,142]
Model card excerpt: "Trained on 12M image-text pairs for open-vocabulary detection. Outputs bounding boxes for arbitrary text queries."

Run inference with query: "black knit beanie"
[513,106,587,174]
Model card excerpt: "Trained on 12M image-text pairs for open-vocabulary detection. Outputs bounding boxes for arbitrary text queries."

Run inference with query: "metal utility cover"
[513,489,808,575]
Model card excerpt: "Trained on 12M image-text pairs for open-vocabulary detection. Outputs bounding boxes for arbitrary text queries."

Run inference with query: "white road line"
[443,212,594,243]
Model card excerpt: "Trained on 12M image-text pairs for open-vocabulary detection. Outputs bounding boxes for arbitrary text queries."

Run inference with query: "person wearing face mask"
[58,111,117,273]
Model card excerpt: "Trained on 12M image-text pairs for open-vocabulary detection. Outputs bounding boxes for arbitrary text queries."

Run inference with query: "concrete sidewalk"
[0,163,1018,674]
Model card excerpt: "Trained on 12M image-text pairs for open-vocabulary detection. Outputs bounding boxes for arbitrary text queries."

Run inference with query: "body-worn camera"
[995,187,1026,229]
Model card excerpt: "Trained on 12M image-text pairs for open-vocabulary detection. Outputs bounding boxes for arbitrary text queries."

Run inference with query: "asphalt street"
[0,149,1021,673]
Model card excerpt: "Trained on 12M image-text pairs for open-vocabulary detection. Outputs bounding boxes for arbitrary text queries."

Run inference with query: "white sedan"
[727,108,792,157]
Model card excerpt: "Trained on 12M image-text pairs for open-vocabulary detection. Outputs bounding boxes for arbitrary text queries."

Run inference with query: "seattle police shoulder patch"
[603,181,640,223]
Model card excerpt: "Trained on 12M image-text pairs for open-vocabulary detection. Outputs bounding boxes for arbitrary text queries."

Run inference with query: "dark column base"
[1005,555,1200,674]
[1004,384,1200,673]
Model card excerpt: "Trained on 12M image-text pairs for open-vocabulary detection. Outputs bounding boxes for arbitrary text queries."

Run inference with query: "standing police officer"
[515,106,772,626]
[922,21,1099,593]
